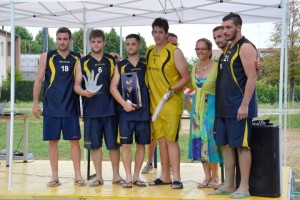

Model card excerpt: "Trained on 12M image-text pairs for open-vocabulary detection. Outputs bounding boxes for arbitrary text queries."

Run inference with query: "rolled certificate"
[151,90,173,121]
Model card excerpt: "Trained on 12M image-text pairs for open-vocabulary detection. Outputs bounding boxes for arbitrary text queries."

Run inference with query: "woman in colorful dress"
[187,38,222,189]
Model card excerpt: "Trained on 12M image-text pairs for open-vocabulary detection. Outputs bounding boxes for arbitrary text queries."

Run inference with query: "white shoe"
[141,163,153,174]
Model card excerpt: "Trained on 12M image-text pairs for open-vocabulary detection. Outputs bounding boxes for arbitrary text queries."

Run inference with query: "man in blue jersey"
[110,34,150,188]
[212,13,258,199]
[32,27,85,187]
[74,29,124,187]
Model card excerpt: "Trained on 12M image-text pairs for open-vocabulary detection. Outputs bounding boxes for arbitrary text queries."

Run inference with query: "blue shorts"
[84,116,120,150]
[43,116,81,141]
[215,117,253,148]
[119,120,151,144]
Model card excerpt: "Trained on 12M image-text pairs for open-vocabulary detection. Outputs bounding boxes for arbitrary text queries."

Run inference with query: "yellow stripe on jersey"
[48,54,57,89]
[71,54,79,76]
[120,63,128,75]
[229,44,244,95]
[106,56,115,78]
[83,58,92,78]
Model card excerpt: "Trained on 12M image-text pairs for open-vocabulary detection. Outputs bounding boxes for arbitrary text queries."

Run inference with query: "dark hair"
[89,29,105,41]
[56,27,72,39]
[126,34,140,43]
[212,25,224,32]
[222,12,242,26]
[196,38,213,59]
[168,32,177,38]
[152,17,169,33]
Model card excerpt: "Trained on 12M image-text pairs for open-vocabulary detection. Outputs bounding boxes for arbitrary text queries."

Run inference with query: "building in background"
[0,29,21,84]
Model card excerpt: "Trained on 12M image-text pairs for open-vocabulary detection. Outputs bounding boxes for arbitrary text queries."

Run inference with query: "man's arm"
[32,52,47,119]
[238,43,258,121]
[110,66,135,112]
[74,60,95,98]
[170,48,190,91]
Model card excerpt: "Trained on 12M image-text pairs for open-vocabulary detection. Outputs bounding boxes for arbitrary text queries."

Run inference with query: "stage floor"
[0,160,290,199]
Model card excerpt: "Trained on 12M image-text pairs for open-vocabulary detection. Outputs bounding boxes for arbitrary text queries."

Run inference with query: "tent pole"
[119,26,123,58]
[278,0,288,195]
[8,0,16,190]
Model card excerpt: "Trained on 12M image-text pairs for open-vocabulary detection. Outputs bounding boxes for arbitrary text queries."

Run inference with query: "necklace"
[196,65,209,73]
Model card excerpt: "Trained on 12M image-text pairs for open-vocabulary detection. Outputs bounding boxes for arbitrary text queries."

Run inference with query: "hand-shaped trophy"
[121,72,142,109]
[83,70,103,93]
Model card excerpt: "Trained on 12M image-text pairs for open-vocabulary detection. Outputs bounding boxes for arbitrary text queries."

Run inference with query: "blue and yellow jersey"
[43,50,80,117]
[117,58,150,121]
[146,42,184,115]
[81,53,116,118]
[217,36,258,118]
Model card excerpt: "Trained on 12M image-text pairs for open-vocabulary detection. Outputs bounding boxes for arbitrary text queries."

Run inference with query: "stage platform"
[0,160,291,199]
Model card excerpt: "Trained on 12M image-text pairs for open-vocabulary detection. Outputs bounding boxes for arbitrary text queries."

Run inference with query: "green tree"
[4,68,24,86]
[262,0,300,101]
[31,30,56,54]
[138,33,147,57]
[104,28,120,55]
[72,28,84,54]
[15,26,33,54]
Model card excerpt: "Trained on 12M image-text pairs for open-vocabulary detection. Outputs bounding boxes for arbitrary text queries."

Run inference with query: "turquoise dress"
[188,77,222,163]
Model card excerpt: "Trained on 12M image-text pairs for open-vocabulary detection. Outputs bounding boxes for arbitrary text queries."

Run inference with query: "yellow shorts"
[152,114,181,141]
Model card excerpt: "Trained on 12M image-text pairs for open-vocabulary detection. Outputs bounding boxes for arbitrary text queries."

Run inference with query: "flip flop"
[231,191,250,199]
[47,180,61,187]
[122,182,132,188]
[209,188,232,195]
[74,179,86,186]
[133,180,147,187]
[112,178,126,185]
[171,181,183,189]
[89,179,103,187]
[149,178,172,186]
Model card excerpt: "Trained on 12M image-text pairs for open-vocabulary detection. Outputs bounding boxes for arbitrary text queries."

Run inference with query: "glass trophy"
[121,72,142,109]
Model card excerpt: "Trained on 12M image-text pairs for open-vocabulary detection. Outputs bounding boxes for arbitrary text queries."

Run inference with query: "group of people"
[32,12,259,199]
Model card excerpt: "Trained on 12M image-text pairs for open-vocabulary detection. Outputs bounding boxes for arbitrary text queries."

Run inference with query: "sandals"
[122,182,133,188]
[197,179,219,189]
[74,179,86,186]
[171,181,183,189]
[149,178,172,186]
[112,178,126,185]
[89,179,103,187]
[47,180,61,187]
[197,179,210,188]
[207,179,219,189]
[133,180,147,187]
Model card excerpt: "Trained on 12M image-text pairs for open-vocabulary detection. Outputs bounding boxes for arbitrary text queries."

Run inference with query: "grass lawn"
[0,113,191,162]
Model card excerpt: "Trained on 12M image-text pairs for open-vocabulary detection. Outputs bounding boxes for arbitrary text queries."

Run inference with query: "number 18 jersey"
[43,50,81,117]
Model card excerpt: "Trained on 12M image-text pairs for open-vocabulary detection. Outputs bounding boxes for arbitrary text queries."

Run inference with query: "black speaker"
[249,125,281,197]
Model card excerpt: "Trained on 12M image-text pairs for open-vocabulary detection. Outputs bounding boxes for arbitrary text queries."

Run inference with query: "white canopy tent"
[0,0,288,192]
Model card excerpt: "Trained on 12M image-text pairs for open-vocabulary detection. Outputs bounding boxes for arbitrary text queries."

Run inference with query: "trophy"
[83,70,102,93]
[121,72,142,109]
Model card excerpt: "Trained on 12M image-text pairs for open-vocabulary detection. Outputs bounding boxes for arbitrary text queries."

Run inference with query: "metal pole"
[42,27,48,52]
[278,0,288,194]
[8,0,15,190]
[119,26,123,58]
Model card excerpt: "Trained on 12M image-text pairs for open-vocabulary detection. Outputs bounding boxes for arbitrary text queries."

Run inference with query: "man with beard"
[110,34,150,188]
[74,29,124,187]
[211,13,258,199]
[32,27,86,187]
